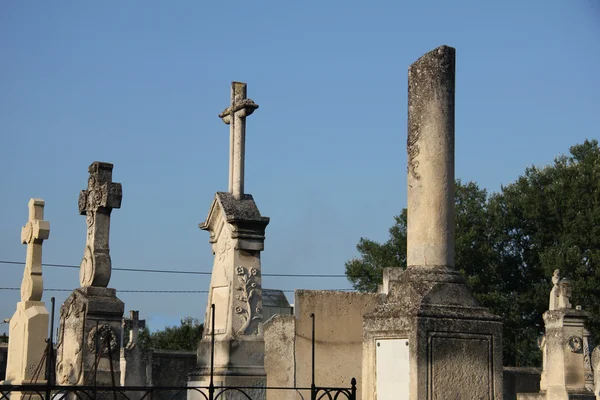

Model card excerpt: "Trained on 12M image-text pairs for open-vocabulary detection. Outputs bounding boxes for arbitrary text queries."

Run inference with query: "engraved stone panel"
[429,333,493,400]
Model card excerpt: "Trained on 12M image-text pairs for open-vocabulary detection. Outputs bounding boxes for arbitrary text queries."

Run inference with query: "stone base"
[188,337,266,400]
[55,287,124,387]
[517,393,595,400]
[362,267,503,400]
[3,301,49,385]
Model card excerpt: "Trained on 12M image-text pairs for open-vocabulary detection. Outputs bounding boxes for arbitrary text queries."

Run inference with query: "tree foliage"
[345,140,600,366]
[136,317,203,352]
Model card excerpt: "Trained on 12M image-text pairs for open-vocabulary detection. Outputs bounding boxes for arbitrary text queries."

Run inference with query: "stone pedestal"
[55,287,124,387]
[2,301,49,399]
[363,269,503,400]
[188,192,269,400]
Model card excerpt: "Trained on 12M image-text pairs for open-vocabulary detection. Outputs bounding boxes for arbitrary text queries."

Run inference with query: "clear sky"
[1,1,599,334]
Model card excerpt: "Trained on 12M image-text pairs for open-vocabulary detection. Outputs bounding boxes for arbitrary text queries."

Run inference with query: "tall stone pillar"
[55,162,124,390]
[1,199,50,400]
[188,82,269,400]
[362,46,503,400]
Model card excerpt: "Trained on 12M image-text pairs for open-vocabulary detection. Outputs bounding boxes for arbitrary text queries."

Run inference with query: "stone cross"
[218,82,259,200]
[406,45,456,270]
[122,310,145,346]
[20,198,50,302]
[78,162,122,288]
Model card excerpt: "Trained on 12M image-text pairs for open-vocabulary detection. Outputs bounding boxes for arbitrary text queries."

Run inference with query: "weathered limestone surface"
[406,45,455,270]
[189,82,268,400]
[78,162,122,288]
[518,270,594,400]
[2,199,50,399]
[55,162,124,390]
[362,46,503,400]
[264,290,384,400]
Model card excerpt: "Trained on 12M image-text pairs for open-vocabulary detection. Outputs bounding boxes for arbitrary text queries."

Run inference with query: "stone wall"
[503,367,541,400]
[149,349,196,399]
[0,343,7,380]
[264,290,384,400]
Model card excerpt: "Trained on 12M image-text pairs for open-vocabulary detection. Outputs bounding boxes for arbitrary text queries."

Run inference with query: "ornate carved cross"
[122,310,145,346]
[20,198,50,302]
[218,82,259,200]
[78,162,122,288]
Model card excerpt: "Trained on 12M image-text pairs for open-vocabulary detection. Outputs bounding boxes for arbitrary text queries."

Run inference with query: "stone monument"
[519,270,594,400]
[361,45,503,400]
[188,82,269,400]
[55,162,125,388]
[2,199,50,399]
[121,310,146,399]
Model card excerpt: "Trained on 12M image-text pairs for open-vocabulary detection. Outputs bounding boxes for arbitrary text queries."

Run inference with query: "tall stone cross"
[78,162,122,288]
[20,198,50,302]
[218,82,259,200]
[122,310,145,346]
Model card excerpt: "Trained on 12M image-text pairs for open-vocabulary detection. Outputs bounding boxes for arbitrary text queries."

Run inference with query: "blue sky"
[1,1,599,333]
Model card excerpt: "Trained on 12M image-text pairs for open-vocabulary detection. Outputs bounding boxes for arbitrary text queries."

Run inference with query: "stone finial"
[549,269,573,311]
[218,82,259,200]
[78,162,122,288]
[20,198,50,302]
[406,45,456,269]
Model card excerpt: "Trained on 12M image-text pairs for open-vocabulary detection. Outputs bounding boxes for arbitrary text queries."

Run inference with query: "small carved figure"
[548,269,572,310]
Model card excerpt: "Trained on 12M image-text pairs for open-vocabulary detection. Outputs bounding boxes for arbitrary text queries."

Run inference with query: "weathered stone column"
[362,46,503,400]
[407,45,455,270]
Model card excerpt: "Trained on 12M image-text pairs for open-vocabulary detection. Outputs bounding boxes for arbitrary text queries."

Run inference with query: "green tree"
[142,317,204,351]
[345,140,600,367]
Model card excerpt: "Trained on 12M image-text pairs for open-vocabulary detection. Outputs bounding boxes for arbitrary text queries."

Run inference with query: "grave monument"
[55,162,124,388]
[121,310,147,399]
[519,270,594,400]
[361,45,503,399]
[1,199,50,399]
[188,82,269,400]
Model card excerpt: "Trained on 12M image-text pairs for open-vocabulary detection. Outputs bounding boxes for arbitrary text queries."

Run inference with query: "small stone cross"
[20,198,50,302]
[123,310,145,346]
[78,162,122,288]
[218,82,259,200]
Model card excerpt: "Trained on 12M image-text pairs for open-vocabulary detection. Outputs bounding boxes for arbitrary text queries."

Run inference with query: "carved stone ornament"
[407,125,421,180]
[567,335,583,353]
[87,324,118,354]
[235,266,262,335]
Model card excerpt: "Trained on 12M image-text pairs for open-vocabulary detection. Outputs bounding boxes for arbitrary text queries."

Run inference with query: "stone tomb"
[362,46,503,400]
[519,270,594,400]
[188,82,269,400]
[2,199,50,400]
[55,162,124,387]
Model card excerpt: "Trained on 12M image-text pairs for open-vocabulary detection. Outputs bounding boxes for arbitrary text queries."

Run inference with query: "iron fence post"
[310,313,315,400]
[45,297,55,400]
[351,378,356,400]
[209,304,215,400]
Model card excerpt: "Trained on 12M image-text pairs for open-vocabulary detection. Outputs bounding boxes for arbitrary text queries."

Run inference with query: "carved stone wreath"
[87,324,118,354]
[567,335,583,353]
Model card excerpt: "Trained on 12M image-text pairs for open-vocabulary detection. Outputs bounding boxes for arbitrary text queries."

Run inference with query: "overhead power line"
[0,287,354,294]
[0,260,347,278]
